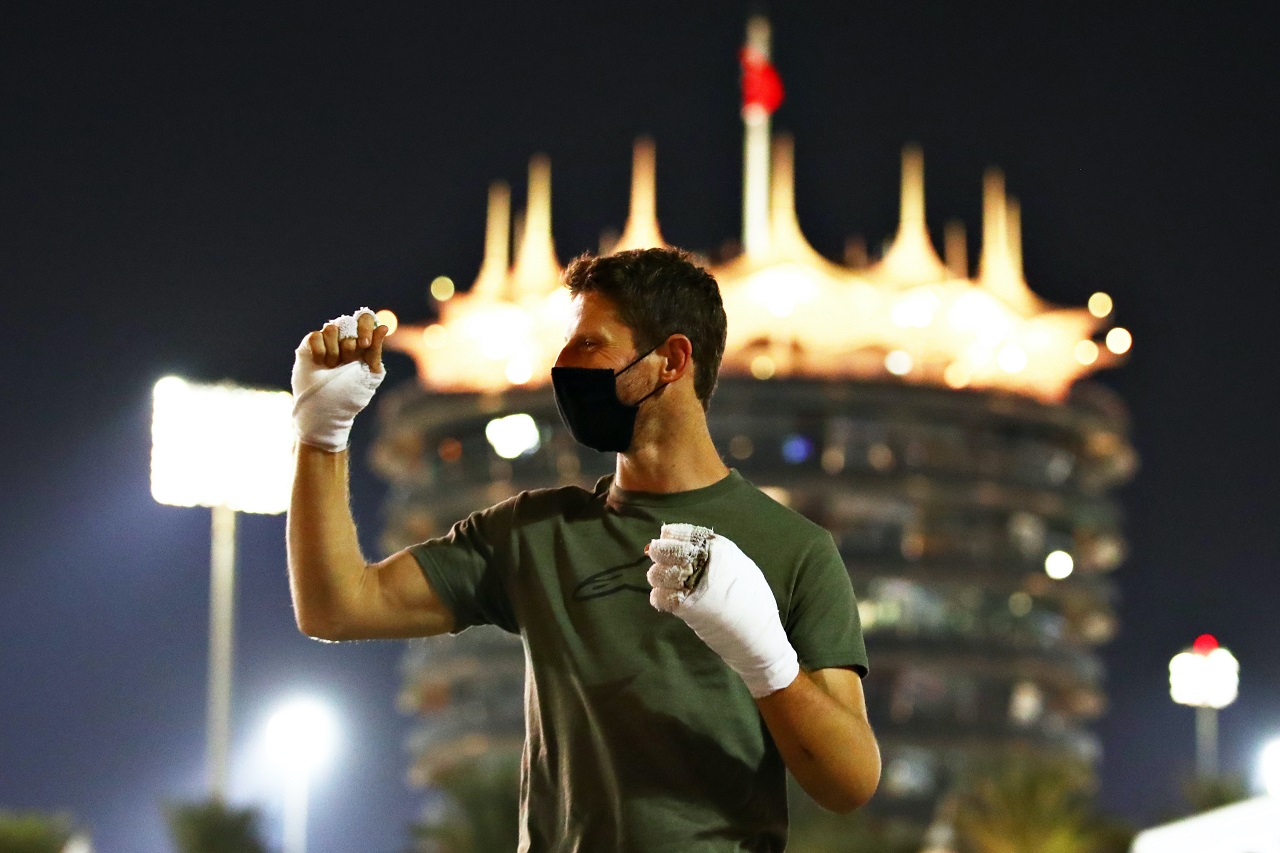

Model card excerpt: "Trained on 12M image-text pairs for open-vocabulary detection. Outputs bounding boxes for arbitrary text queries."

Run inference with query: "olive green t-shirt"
[410,470,867,852]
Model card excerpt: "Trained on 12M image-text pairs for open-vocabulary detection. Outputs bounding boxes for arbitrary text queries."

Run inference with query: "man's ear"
[658,334,694,382]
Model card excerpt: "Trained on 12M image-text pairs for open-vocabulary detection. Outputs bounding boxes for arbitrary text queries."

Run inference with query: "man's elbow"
[294,608,349,642]
[814,757,881,814]
[815,780,877,815]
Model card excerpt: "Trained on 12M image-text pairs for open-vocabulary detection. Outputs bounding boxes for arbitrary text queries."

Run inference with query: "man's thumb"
[364,324,389,374]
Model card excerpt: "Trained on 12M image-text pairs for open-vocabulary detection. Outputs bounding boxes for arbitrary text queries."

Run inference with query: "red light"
[1193,634,1219,654]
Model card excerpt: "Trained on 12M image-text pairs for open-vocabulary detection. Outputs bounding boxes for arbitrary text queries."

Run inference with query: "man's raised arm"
[287,308,455,642]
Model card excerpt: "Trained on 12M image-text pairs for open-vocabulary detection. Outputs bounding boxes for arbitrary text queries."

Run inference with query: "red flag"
[739,46,784,115]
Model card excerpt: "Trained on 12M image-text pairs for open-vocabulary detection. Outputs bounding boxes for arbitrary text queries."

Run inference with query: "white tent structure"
[1131,796,1280,853]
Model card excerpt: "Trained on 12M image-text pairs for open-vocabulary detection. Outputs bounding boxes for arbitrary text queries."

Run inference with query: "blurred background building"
[369,16,1136,831]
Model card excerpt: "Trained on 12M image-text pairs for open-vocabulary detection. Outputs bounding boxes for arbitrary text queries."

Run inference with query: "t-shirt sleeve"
[785,532,869,677]
[409,499,519,635]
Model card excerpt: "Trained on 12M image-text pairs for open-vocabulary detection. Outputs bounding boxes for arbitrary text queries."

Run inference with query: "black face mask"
[551,345,665,453]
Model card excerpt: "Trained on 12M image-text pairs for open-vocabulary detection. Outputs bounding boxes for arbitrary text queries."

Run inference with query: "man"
[288,248,879,851]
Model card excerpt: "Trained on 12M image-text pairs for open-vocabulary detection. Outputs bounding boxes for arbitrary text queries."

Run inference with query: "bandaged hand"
[292,307,389,452]
[647,523,799,698]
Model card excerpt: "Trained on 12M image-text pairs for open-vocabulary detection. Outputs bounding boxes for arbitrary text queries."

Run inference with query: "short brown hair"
[563,248,727,409]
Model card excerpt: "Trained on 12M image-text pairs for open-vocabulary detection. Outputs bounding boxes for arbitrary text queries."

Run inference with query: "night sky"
[2,3,1277,851]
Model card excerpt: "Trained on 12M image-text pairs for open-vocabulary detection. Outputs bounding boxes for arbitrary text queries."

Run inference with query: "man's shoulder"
[731,477,832,543]
[487,481,605,524]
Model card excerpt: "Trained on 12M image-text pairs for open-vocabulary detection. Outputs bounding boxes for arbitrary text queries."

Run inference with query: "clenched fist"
[647,523,800,698]
[292,308,390,452]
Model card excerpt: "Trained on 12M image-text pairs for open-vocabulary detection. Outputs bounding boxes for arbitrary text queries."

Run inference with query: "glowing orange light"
[438,438,462,463]
[1106,327,1132,355]
[1074,340,1099,365]
[1088,292,1113,318]
[943,362,971,389]
[885,350,913,376]
[430,276,455,301]
[997,344,1028,374]
[750,355,776,380]
[506,357,533,385]
[374,310,399,335]
[422,324,447,349]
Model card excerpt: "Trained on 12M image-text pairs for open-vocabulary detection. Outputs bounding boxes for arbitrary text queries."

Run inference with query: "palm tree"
[0,811,72,853]
[784,779,923,853]
[952,753,1115,853]
[164,800,267,853]
[1179,771,1250,817]
[410,752,521,853]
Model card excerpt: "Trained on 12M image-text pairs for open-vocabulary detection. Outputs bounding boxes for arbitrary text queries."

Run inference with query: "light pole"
[918,789,957,853]
[1259,737,1280,798]
[151,376,294,800]
[265,698,338,853]
[1169,634,1239,778]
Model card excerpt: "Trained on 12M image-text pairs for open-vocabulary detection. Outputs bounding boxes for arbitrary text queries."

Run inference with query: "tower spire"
[613,137,666,251]
[868,145,949,283]
[900,143,925,231]
[1007,195,1023,276]
[944,220,967,278]
[767,134,838,270]
[979,168,1040,311]
[471,181,510,298]
[510,154,560,299]
[978,168,1010,280]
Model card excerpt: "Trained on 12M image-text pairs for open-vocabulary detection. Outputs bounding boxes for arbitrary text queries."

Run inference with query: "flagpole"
[741,15,773,259]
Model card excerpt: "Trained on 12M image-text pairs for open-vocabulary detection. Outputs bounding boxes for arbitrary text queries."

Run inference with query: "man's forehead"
[568,292,631,339]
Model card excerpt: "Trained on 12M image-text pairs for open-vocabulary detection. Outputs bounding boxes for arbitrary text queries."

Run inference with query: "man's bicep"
[810,666,869,720]
[355,548,457,638]
[786,534,868,676]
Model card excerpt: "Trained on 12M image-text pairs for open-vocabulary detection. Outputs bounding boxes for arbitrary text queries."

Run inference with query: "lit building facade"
[373,22,1136,820]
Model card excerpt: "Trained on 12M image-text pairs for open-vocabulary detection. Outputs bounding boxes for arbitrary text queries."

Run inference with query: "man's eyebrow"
[569,329,613,343]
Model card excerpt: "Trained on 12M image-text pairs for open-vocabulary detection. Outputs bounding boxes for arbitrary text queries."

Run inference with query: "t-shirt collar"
[600,469,744,509]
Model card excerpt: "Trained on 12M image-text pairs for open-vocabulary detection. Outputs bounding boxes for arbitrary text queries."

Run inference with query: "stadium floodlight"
[1259,737,1280,798]
[1169,634,1240,778]
[151,375,294,514]
[265,698,338,853]
[151,375,295,800]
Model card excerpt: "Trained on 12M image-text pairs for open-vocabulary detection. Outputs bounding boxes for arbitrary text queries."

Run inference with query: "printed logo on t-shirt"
[572,554,650,601]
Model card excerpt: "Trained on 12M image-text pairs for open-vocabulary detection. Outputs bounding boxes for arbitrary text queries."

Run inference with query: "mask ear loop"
[634,378,667,406]
[612,340,665,377]
[615,339,672,405]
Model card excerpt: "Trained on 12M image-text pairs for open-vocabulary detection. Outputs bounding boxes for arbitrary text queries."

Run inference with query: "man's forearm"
[756,670,880,813]
[286,443,369,639]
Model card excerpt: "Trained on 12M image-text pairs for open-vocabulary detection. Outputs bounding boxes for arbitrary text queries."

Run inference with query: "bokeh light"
[885,350,913,376]
[374,310,399,335]
[1088,292,1113,318]
[430,276,456,301]
[1259,737,1280,797]
[1044,550,1074,579]
[1074,339,1099,365]
[1106,327,1133,355]
[264,698,338,774]
[485,414,540,459]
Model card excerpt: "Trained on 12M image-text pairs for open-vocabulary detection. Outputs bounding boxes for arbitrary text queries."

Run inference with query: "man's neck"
[613,416,730,494]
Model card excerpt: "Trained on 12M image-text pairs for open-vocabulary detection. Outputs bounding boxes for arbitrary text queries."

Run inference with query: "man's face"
[555,291,656,404]
[556,291,638,370]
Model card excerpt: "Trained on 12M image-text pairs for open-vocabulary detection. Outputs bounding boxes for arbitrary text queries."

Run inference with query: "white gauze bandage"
[291,308,385,452]
[647,523,800,698]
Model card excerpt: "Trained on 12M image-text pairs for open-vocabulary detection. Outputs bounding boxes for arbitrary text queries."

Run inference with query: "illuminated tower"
[375,18,1136,824]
